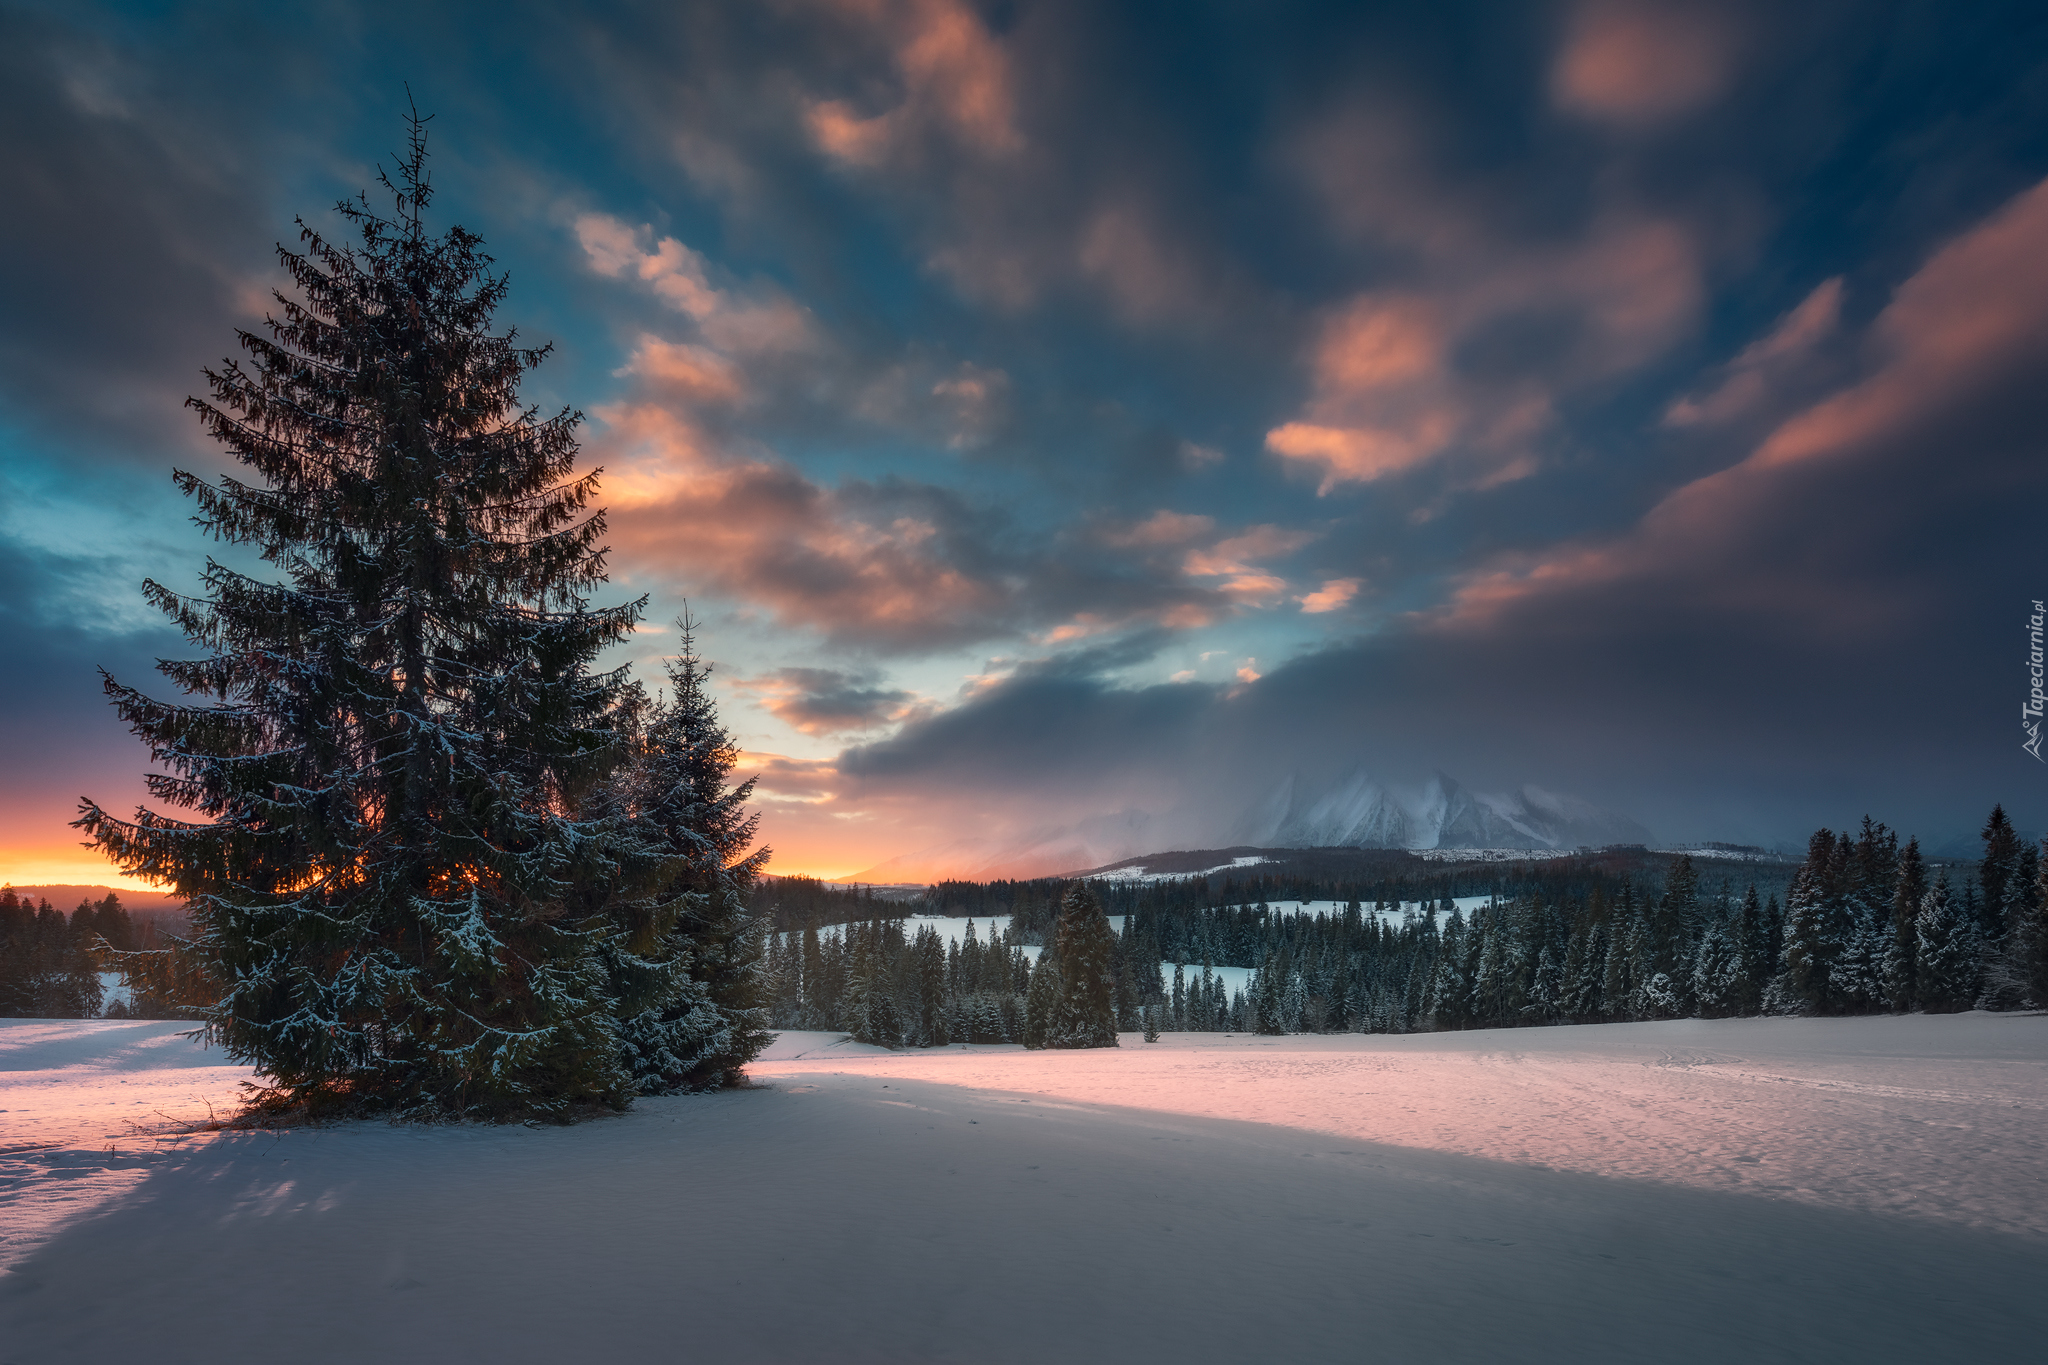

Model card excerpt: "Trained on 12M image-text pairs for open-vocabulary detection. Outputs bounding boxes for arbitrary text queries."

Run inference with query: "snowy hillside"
[4,1015,2045,1361]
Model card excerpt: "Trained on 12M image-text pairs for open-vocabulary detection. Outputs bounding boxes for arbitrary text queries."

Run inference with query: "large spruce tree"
[76,115,658,1118]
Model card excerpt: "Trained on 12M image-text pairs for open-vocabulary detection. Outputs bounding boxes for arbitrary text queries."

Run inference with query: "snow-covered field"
[3,1014,2045,1361]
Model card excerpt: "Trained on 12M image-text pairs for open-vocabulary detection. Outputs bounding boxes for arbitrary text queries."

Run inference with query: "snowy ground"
[3,1015,2045,1362]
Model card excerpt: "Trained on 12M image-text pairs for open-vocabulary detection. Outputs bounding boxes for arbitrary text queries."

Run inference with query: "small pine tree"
[1730,885,1769,1016]
[1044,885,1118,1048]
[1690,919,1742,1018]
[2018,837,2048,1008]
[1021,950,1059,1048]
[613,615,773,1090]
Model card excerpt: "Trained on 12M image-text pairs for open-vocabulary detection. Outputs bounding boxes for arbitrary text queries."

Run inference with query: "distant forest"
[0,889,189,1019]
[758,809,2046,1045]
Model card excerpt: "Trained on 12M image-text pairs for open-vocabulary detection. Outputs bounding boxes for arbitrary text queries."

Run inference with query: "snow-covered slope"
[4,1016,2044,1362]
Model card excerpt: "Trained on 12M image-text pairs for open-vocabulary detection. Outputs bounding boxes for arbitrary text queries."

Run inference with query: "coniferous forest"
[758,809,2048,1045]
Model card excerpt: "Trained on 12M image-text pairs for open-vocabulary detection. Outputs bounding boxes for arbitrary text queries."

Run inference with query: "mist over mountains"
[844,769,1653,883]
[1242,770,1654,854]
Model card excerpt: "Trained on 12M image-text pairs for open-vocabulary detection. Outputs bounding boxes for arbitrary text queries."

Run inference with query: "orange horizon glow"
[0,845,890,892]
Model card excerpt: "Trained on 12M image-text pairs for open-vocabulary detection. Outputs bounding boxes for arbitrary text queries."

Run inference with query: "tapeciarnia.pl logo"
[2028,599,2045,761]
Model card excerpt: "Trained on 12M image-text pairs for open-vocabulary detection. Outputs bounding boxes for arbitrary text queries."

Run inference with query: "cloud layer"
[3,0,2045,880]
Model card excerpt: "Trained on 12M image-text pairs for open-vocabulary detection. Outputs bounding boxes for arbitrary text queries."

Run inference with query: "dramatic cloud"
[1441,173,2048,632]
[2,1,2042,883]
[1269,104,1709,497]
[0,10,279,454]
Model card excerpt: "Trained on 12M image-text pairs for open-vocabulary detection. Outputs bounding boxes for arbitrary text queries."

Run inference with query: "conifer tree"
[1731,885,1770,1016]
[1979,804,2020,941]
[1046,884,1119,1048]
[1690,918,1741,1018]
[75,115,646,1117]
[1885,839,1927,1010]
[1781,829,1852,1013]
[1428,909,1470,1027]
[1984,838,2044,1010]
[1021,950,1059,1047]
[2021,837,2048,1007]
[1914,875,1980,1012]
[612,616,772,1090]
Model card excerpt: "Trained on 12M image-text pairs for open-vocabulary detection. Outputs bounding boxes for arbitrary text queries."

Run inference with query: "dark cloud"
[733,665,922,735]
[0,8,281,456]
[832,197,2048,850]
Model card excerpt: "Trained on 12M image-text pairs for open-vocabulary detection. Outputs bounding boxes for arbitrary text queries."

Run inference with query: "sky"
[2,0,2046,885]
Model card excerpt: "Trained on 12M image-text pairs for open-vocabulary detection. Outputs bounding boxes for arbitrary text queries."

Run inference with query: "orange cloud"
[622,336,746,406]
[804,0,1022,167]
[576,213,813,354]
[733,671,929,737]
[1552,0,1737,125]
[1181,524,1319,578]
[1266,420,1447,491]
[1298,577,1364,614]
[1666,277,1845,427]
[1436,174,2048,629]
[1263,209,1703,493]
[1099,509,1216,549]
[1078,202,1209,325]
[736,750,842,802]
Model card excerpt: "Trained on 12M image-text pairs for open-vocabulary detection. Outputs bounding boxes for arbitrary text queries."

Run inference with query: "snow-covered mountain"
[1240,769,1652,852]
[841,769,1651,882]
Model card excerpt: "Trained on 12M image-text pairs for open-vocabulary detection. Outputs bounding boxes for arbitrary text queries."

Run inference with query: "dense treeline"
[1185,808,2043,1033]
[0,889,206,1019]
[0,889,113,1017]
[767,807,2044,1048]
[764,886,1129,1047]
[750,876,914,933]
[923,848,1802,947]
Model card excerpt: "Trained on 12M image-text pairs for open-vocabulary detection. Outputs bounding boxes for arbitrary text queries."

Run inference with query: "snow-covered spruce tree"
[1884,838,1928,1010]
[2017,837,2048,1008]
[1914,875,1980,1012]
[1978,804,2020,942]
[1689,918,1742,1018]
[1980,836,2041,1010]
[611,616,772,1091]
[1021,949,1059,1047]
[1045,884,1119,1048]
[75,116,653,1119]
[1780,829,1852,1013]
